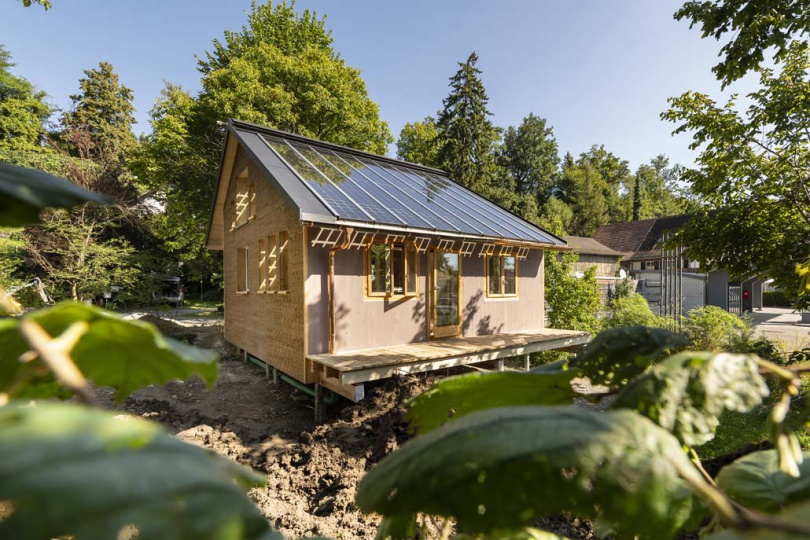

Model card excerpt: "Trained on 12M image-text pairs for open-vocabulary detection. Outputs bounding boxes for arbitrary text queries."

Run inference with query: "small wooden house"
[206,120,588,401]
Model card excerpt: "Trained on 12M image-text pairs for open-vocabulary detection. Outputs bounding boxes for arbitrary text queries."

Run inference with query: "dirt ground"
[94,313,615,540]
[97,313,438,539]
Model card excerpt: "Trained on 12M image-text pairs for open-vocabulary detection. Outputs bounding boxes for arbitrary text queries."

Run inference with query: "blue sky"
[1,0,759,170]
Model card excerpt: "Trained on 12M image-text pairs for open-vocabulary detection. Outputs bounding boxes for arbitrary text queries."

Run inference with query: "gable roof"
[206,119,567,250]
[564,236,623,258]
[592,214,693,261]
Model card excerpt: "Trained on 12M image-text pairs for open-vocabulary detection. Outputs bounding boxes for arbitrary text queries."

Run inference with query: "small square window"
[366,242,418,297]
[487,255,517,297]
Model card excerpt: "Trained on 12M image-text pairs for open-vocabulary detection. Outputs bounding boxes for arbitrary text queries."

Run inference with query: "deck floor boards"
[307,329,589,375]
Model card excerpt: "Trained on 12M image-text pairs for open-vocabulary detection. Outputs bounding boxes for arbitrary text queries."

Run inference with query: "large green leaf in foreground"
[0,302,218,401]
[0,402,278,540]
[406,370,579,434]
[612,352,769,446]
[0,162,111,227]
[716,450,810,513]
[357,406,704,540]
[568,326,688,389]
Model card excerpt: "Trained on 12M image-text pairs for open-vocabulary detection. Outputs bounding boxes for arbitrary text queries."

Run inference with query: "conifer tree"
[632,175,642,221]
[62,62,137,162]
[0,45,51,151]
[435,52,499,194]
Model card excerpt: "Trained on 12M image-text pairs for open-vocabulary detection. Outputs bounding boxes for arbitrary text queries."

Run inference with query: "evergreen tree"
[62,62,137,162]
[0,45,51,151]
[577,145,632,223]
[565,160,609,236]
[498,113,559,204]
[632,174,642,221]
[435,52,500,194]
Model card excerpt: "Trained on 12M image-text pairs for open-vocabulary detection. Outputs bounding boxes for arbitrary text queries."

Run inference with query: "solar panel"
[259,130,562,245]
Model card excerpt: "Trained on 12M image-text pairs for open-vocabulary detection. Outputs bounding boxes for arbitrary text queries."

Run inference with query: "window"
[258,239,267,291]
[366,242,418,297]
[234,168,249,227]
[487,255,517,297]
[278,230,289,292]
[237,247,249,292]
[267,235,277,291]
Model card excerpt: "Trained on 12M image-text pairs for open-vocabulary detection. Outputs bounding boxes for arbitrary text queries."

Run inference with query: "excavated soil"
[94,313,630,540]
[95,314,437,539]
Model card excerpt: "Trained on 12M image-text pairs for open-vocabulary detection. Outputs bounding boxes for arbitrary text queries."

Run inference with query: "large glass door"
[432,251,461,338]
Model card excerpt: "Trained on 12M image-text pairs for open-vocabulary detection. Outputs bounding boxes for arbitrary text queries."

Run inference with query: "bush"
[602,293,664,329]
[683,305,750,351]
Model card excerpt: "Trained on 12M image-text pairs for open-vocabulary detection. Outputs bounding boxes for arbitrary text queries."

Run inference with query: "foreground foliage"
[360,326,810,539]
[0,165,278,539]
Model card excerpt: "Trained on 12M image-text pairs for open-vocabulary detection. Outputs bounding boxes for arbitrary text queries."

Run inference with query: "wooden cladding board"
[307,328,590,384]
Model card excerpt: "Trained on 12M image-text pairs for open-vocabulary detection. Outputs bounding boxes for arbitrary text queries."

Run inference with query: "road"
[749,307,810,351]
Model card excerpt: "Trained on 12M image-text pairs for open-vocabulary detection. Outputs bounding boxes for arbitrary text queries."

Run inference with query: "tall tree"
[576,145,632,223]
[564,160,609,236]
[633,155,696,220]
[0,45,51,151]
[498,113,559,204]
[137,1,392,284]
[61,62,137,162]
[675,0,810,87]
[663,41,810,291]
[435,52,500,194]
[396,116,439,167]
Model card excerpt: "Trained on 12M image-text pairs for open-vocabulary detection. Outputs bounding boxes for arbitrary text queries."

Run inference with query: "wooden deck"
[307,328,590,389]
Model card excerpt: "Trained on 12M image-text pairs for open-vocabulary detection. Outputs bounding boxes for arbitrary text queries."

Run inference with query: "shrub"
[602,293,664,329]
[683,305,750,351]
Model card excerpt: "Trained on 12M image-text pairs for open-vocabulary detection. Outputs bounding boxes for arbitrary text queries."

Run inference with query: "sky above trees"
[1,0,762,169]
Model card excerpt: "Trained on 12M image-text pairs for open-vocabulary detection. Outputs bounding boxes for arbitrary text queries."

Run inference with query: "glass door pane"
[434,252,460,336]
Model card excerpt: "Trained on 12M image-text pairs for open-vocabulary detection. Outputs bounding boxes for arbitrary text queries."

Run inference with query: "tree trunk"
[70,282,78,302]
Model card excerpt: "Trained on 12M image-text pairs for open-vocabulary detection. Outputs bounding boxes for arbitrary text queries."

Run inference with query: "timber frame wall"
[222,147,309,382]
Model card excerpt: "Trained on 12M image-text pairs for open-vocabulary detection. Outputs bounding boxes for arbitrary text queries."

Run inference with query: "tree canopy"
[0,45,51,152]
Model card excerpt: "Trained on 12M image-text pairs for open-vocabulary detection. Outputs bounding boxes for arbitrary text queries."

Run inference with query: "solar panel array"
[260,133,561,245]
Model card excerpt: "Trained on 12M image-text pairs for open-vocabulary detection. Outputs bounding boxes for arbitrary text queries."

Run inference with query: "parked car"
[153,277,185,308]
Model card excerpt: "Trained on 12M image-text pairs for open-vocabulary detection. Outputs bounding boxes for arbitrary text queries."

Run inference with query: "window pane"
[392,247,404,295]
[369,243,390,294]
[267,235,277,291]
[503,256,516,295]
[278,230,289,291]
[436,252,460,327]
[488,256,501,295]
[405,245,417,294]
[237,248,248,291]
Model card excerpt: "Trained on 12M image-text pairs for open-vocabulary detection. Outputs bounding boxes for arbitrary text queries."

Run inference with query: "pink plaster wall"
[306,230,546,354]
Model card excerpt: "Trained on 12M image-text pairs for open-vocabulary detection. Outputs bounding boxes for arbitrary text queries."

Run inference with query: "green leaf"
[357,406,703,540]
[0,302,218,402]
[375,514,418,540]
[0,402,279,540]
[716,450,810,513]
[453,528,571,540]
[568,327,688,389]
[0,163,111,227]
[406,370,579,434]
[703,499,810,539]
[612,352,769,446]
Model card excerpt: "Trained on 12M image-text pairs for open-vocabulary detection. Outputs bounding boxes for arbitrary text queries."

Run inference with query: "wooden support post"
[242,349,247,363]
[273,367,279,385]
[496,359,505,372]
[525,353,531,371]
[314,383,323,422]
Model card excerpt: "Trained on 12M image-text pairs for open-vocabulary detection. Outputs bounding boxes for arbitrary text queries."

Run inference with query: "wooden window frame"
[365,241,419,299]
[267,234,278,293]
[485,254,519,298]
[234,168,250,229]
[258,238,267,292]
[236,247,249,293]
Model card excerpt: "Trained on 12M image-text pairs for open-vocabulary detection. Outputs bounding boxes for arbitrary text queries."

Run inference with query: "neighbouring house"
[593,215,765,315]
[562,236,625,303]
[206,119,589,403]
